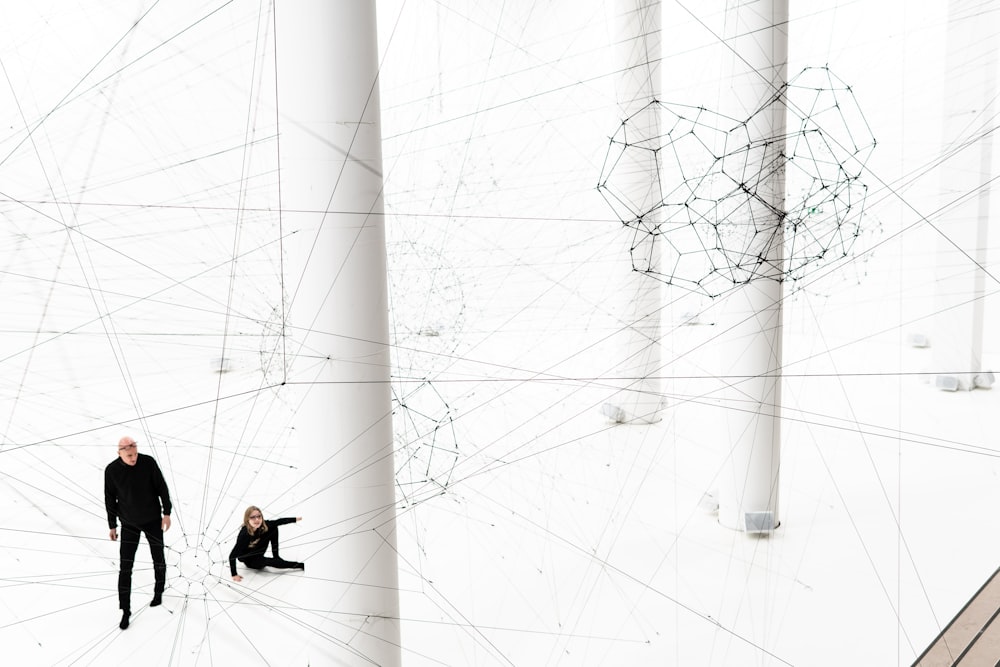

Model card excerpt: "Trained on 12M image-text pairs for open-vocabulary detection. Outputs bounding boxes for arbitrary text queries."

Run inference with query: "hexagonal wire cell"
[392,379,459,507]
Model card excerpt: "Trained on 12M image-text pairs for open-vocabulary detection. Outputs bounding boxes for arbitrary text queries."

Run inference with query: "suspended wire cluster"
[598,66,876,298]
[392,379,459,506]
[387,240,465,503]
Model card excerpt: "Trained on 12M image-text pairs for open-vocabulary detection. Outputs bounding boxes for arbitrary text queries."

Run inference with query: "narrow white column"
[931,0,997,391]
[275,2,401,665]
[605,0,664,424]
[716,0,788,532]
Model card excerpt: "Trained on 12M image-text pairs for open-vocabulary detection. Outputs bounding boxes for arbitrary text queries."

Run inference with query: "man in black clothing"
[105,436,172,630]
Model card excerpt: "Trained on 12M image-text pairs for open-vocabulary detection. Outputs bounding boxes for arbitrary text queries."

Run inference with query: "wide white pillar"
[275,2,401,665]
[716,0,788,532]
[605,0,664,424]
[931,0,997,392]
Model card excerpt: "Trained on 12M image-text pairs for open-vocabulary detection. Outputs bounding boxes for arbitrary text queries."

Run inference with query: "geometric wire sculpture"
[598,66,876,298]
[392,379,459,507]
[387,240,465,505]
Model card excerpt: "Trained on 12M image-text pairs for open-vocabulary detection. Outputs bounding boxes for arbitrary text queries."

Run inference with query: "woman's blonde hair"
[242,505,269,535]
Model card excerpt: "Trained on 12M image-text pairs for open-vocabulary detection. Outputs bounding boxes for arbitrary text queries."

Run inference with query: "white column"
[275,2,401,665]
[716,0,788,532]
[931,0,997,391]
[605,0,664,424]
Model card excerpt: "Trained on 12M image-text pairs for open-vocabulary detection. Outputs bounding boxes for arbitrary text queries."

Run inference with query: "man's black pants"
[118,519,165,612]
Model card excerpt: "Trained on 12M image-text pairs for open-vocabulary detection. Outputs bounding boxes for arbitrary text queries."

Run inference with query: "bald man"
[104,436,172,630]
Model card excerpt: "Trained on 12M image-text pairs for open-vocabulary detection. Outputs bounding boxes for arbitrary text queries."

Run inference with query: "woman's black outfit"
[228,517,303,576]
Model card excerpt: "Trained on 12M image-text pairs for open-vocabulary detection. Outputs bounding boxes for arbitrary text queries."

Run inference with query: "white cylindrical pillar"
[716,0,788,532]
[606,0,664,424]
[931,0,997,391]
[275,2,401,665]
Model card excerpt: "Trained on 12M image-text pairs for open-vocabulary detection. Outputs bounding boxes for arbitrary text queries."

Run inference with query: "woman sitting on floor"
[229,505,304,582]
